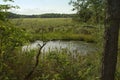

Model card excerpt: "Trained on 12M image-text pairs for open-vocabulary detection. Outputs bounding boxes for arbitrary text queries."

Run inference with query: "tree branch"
[24,42,47,80]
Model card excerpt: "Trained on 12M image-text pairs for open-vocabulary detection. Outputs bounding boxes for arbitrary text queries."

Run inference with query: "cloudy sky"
[0,0,76,15]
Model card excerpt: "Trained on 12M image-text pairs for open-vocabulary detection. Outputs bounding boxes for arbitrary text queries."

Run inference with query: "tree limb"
[24,42,47,80]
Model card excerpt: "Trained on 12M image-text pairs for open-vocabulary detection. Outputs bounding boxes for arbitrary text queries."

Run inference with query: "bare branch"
[24,42,47,80]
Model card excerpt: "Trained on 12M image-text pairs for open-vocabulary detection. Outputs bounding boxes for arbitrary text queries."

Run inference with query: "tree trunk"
[101,0,120,80]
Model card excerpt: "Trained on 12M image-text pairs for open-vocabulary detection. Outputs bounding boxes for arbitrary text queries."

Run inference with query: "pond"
[22,40,98,54]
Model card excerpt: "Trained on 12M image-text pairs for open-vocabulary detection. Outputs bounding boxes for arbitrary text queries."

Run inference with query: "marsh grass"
[11,18,98,42]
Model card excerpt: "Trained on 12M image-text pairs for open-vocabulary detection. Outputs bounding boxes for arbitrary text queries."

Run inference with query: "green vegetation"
[0,47,119,80]
[0,15,29,80]
[7,12,75,18]
[70,0,105,24]
[11,18,99,42]
[3,49,101,80]
[1,18,120,80]
[0,0,120,80]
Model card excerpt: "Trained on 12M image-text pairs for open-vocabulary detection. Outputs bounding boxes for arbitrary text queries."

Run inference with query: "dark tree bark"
[101,0,120,80]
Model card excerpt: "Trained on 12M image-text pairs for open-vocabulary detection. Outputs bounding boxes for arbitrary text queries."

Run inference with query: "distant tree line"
[7,12,75,18]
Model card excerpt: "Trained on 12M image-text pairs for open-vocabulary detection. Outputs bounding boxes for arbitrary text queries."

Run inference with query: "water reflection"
[22,40,97,54]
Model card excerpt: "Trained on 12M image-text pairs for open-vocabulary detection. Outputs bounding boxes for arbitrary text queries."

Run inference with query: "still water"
[22,40,98,54]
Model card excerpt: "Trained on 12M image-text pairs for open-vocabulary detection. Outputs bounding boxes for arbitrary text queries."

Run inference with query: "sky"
[0,0,76,15]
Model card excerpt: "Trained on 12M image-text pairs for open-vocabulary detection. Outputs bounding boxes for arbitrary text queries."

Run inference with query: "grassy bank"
[11,18,99,42]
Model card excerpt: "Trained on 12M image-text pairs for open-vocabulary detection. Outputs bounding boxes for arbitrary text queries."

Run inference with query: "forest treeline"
[7,12,75,18]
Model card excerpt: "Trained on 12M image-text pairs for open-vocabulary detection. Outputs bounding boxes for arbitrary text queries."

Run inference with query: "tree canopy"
[70,0,105,23]
[0,1,29,79]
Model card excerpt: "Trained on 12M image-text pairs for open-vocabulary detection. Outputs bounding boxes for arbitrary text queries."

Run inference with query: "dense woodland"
[0,0,120,80]
[7,12,75,18]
